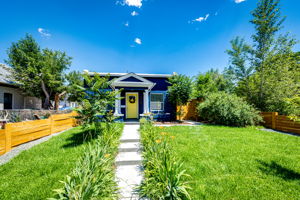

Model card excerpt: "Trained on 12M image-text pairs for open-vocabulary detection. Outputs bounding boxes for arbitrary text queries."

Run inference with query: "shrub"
[139,123,191,200]
[197,92,262,127]
[50,123,123,200]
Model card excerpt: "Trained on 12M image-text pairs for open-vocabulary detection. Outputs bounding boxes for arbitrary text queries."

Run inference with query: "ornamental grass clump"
[50,123,123,200]
[139,120,191,200]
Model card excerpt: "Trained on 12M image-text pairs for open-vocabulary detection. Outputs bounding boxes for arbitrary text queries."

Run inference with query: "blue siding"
[122,77,143,82]
[144,77,170,91]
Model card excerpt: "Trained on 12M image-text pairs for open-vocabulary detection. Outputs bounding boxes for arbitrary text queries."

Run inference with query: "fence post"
[272,112,278,129]
[72,112,77,127]
[49,115,54,134]
[4,124,11,153]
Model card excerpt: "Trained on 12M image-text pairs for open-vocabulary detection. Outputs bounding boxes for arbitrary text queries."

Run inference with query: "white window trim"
[150,93,165,112]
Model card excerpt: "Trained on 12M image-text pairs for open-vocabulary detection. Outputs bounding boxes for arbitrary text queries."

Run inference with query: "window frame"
[150,93,165,112]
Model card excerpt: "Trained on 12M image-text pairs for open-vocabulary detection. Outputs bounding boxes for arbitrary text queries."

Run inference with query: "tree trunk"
[41,80,50,109]
[54,91,67,110]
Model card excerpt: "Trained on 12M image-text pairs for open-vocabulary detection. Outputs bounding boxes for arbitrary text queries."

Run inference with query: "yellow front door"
[126,93,139,119]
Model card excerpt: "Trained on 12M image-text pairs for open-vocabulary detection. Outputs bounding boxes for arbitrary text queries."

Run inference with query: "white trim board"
[111,73,156,90]
[86,71,173,78]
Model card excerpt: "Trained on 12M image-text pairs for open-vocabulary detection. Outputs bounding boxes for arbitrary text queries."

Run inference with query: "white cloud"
[189,14,209,23]
[131,11,139,16]
[124,21,129,27]
[235,0,246,3]
[37,28,51,38]
[116,0,142,8]
[134,38,142,45]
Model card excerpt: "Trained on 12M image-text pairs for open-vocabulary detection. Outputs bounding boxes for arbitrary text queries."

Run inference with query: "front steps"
[116,124,143,200]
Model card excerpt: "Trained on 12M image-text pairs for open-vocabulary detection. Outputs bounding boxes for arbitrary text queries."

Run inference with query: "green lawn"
[0,127,95,200]
[163,125,300,200]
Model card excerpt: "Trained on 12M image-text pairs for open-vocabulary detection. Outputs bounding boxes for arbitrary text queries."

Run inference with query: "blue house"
[87,71,177,121]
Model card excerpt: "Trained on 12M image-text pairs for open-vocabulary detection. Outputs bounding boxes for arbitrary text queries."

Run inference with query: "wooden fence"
[261,112,300,135]
[176,99,201,121]
[0,112,77,156]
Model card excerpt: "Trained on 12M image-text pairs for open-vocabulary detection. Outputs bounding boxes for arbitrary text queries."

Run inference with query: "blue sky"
[0,0,299,76]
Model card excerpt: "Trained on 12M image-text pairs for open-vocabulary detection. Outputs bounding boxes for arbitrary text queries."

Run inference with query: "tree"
[250,0,285,109]
[75,73,120,135]
[194,69,232,99]
[65,71,85,102]
[225,0,300,115]
[167,74,192,121]
[42,49,72,109]
[6,34,72,109]
[225,37,254,99]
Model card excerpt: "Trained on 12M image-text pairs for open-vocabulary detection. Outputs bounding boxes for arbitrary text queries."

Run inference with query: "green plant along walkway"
[166,125,300,200]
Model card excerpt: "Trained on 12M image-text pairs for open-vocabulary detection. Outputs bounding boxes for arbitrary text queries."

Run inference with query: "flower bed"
[51,123,123,199]
[139,119,191,199]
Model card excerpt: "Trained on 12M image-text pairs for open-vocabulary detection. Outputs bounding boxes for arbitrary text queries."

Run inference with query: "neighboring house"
[0,64,41,110]
[87,71,177,121]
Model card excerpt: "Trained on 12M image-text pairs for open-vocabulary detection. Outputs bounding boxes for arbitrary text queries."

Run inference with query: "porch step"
[116,152,143,166]
[120,138,140,143]
[119,142,141,152]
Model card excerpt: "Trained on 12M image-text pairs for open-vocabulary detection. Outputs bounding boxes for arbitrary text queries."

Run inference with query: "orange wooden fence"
[176,99,201,121]
[0,111,77,156]
[261,112,300,135]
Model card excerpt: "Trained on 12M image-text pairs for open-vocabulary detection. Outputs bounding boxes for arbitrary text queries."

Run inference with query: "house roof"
[0,64,14,85]
[84,70,175,78]
[110,72,156,90]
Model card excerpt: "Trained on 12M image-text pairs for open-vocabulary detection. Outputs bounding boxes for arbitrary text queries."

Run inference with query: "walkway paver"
[116,124,143,199]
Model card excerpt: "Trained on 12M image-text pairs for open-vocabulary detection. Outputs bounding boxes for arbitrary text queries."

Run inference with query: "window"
[4,93,13,109]
[150,93,164,111]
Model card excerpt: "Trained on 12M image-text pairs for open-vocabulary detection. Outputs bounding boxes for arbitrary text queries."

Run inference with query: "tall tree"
[225,37,254,99]
[250,0,285,109]
[6,34,72,109]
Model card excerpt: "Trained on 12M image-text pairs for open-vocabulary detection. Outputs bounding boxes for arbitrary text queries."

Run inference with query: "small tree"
[167,74,192,121]
[75,73,120,135]
[194,69,232,99]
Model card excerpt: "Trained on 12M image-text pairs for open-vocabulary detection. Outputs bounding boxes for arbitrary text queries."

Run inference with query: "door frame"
[125,92,139,119]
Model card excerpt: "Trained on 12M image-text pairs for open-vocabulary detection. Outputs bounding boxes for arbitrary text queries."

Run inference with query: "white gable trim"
[111,73,156,90]
[114,73,153,83]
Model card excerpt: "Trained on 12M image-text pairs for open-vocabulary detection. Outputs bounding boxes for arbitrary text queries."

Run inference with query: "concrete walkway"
[116,124,143,199]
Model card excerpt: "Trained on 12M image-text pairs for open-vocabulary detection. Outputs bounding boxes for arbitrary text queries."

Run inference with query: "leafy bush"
[139,122,191,199]
[50,123,123,200]
[197,92,262,127]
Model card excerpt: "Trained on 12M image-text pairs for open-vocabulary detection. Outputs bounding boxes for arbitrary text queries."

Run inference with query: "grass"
[0,127,97,200]
[161,125,300,200]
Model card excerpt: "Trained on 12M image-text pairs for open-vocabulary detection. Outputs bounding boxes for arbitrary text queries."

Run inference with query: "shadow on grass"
[257,160,300,181]
[62,130,99,148]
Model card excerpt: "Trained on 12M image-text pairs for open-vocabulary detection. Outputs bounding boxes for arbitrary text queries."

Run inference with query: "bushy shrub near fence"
[139,119,191,200]
[50,123,123,200]
[197,92,262,127]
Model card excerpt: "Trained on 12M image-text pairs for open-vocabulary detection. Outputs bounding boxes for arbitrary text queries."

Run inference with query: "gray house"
[0,64,41,110]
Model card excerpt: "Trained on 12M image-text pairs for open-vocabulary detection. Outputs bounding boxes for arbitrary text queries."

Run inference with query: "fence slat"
[0,112,77,156]
[261,112,300,135]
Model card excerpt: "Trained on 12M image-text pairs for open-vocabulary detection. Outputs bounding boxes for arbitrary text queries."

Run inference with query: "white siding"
[0,86,25,110]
